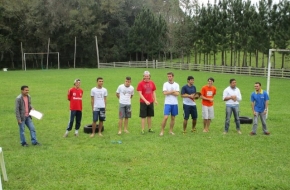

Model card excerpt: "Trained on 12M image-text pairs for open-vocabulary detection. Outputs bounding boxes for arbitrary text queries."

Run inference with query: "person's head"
[187,76,194,86]
[143,71,150,82]
[74,79,81,88]
[21,85,29,96]
[254,82,262,92]
[167,72,174,82]
[229,78,236,88]
[125,76,131,87]
[208,77,214,87]
[96,77,104,88]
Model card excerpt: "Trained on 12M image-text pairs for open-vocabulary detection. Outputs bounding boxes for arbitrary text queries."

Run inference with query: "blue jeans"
[252,112,268,133]
[18,116,38,145]
[224,105,240,132]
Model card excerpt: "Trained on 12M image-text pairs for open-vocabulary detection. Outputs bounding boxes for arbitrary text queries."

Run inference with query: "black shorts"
[139,102,154,118]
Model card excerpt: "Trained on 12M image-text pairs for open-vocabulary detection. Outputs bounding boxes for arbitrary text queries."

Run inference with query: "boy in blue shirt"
[250,82,270,135]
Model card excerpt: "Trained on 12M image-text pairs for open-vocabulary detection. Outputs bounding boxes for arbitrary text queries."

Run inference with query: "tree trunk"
[255,50,259,67]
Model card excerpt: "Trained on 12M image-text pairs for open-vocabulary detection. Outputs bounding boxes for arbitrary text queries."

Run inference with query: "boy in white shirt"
[160,72,180,136]
[116,77,134,134]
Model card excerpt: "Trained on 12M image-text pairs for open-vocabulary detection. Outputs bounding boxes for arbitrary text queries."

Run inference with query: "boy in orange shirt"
[200,78,216,132]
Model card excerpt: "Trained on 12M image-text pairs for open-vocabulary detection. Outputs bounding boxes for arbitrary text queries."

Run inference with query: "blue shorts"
[93,108,106,122]
[164,104,178,116]
[183,104,197,120]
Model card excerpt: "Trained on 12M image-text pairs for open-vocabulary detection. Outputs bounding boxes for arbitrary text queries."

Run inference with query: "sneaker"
[74,133,79,137]
[223,131,228,134]
[118,131,122,135]
[169,132,175,135]
[237,130,242,135]
[33,142,41,146]
[264,132,270,135]
[22,143,29,147]
[148,129,155,133]
[191,128,196,132]
[141,130,145,135]
[63,133,68,138]
[249,132,256,136]
[124,130,129,133]
[159,132,164,136]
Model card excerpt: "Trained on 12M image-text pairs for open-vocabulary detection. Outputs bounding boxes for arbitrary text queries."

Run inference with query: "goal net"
[22,52,60,71]
[267,49,290,118]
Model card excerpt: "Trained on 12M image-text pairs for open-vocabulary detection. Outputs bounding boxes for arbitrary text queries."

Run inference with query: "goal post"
[267,49,290,118]
[23,52,60,71]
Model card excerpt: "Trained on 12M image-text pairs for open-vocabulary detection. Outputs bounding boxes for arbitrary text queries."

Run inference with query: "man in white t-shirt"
[90,77,108,137]
[160,72,180,136]
[116,76,134,135]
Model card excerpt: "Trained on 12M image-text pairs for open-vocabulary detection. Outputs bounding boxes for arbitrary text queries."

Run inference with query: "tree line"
[0,0,289,69]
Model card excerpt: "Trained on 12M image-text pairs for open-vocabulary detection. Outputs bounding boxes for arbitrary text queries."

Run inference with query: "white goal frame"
[267,49,290,118]
[23,52,60,71]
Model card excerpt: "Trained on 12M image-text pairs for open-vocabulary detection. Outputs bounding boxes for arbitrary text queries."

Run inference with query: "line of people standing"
[14,70,271,147]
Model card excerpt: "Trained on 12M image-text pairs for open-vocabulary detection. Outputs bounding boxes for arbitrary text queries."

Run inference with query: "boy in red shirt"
[63,79,83,137]
[200,77,216,132]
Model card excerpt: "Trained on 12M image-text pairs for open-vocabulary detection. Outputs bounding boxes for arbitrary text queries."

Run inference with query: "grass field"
[0,68,290,190]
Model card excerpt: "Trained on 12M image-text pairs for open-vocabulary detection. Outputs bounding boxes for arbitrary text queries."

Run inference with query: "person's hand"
[209,98,214,102]
[145,100,150,105]
[231,95,237,101]
[154,100,158,105]
[263,110,267,115]
[253,111,257,116]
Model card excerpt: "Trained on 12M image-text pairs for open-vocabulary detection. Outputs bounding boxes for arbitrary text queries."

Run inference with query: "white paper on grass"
[29,110,43,120]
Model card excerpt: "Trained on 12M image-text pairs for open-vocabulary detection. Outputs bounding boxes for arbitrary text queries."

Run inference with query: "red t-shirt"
[201,85,216,106]
[67,87,83,111]
[137,80,156,103]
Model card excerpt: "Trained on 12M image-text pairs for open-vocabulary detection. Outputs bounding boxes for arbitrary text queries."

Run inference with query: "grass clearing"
[0,68,290,189]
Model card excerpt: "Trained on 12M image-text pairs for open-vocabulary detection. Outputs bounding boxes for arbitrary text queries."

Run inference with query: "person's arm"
[223,89,231,101]
[116,93,120,99]
[91,96,94,111]
[15,98,21,123]
[236,89,242,102]
[138,91,149,105]
[172,91,179,96]
[104,96,107,109]
[67,89,71,101]
[264,100,269,114]
[153,91,157,104]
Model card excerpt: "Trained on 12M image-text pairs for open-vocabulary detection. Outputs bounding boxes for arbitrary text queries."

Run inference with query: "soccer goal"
[267,49,290,118]
[23,52,60,71]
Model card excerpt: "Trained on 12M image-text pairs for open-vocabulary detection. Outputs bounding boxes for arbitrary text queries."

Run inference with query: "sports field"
[0,68,289,189]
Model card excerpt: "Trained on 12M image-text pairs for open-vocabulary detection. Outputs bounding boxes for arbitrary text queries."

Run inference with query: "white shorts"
[202,105,214,119]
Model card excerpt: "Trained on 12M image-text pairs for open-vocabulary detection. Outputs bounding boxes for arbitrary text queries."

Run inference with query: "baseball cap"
[74,79,81,85]
[143,71,150,75]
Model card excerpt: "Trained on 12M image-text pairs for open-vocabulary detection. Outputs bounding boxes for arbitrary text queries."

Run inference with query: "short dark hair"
[126,76,131,80]
[96,77,103,82]
[255,82,261,86]
[230,78,236,83]
[187,76,194,80]
[208,77,214,82]
[21,85,28,90]
[167,72,174,76]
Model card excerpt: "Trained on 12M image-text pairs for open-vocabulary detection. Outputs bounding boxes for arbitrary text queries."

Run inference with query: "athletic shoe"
[191,128,196,132]
[223,131,228,134]
[63,133,68,138]
[74,133,79,137]
[249,132,256,136]
[22,143,29,147]
[32,142,41,146]
[169,132,175,135]
[141,130,145,135]
[264,132,270,135]
[159,132,164,136]
[148,129,155,133]
[237,130,242,134]
[124,130,129,133]
[118,131,122,135]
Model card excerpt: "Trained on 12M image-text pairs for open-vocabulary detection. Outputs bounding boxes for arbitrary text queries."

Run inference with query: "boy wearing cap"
[137,71,158,134]
[64,79,83,137]
[200,77,216,132]
[181,76,198,133]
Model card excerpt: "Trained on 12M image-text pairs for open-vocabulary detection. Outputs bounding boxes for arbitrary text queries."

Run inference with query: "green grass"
[1,68,290,190]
